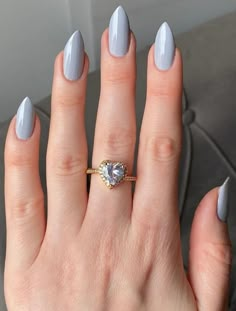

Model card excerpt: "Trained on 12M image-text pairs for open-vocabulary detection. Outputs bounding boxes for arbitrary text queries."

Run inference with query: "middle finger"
[87,7,136,223]
[46,31,89,238]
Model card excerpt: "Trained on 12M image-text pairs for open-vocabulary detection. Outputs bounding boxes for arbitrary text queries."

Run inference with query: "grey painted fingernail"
[63,30,85,81]
[109,6,130,57]
[16,97,35,140]
[154,22,175,70]
[217,177,230,222]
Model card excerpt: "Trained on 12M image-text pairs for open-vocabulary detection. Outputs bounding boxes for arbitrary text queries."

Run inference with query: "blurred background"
[1,0,236,122]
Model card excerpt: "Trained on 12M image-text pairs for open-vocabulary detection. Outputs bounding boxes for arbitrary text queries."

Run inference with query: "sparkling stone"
[100,162,126,187]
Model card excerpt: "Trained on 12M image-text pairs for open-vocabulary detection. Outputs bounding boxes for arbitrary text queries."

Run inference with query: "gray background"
[1,0,236,122]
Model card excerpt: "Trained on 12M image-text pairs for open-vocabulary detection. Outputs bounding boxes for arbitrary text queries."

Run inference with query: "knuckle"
[149,86,169,101]
[144,135,180,162]
[6,148,34,168]
[105,63,131,85]
[203,241,232,267]
[49,151,87,177]
[148,78,178,102]
[56,92,84,109]
[11,194,44,223]
[101,127,136,157]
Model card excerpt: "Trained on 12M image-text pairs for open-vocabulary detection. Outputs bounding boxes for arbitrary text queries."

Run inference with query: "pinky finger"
[4,98,45,273]
[188,178,232,311]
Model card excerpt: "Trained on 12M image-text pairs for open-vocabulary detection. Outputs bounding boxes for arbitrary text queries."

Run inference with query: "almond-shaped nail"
[217,177,230,222]
[109,6,130,57]
[154,22,175,71]
[16,97,35,140]
[63,30,85,81]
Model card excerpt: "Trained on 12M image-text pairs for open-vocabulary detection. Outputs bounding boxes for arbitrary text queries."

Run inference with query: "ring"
[86,160,137,189]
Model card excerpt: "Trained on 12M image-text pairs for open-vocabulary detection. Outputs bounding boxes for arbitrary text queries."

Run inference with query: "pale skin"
[4,29,232,310]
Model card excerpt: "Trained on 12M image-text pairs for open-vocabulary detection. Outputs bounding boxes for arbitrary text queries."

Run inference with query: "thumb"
[188,178,232,311]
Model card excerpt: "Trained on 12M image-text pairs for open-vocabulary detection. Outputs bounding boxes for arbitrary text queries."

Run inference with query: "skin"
[3,29,232,310]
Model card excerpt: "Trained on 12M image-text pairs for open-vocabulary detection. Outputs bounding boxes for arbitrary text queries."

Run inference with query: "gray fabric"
[1,10,236,309]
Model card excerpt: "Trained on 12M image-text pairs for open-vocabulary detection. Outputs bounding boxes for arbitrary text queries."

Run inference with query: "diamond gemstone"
[101,162,125,187]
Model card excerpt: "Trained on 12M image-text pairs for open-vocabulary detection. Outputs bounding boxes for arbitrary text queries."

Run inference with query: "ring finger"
[87,7,136,224]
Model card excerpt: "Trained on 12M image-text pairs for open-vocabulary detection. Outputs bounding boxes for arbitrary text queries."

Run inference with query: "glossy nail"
[109,6,130,57]
[64,30,85,81]
[16,97,35,140]
[217,177,230,222]
[154,22,175,70]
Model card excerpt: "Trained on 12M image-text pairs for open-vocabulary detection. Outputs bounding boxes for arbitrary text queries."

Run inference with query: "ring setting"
[86,160,136,189]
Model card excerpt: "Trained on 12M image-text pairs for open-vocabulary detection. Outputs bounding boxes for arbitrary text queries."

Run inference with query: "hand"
[4,7,231,311]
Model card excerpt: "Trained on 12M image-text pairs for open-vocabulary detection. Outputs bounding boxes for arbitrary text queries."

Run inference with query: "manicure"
[154,22,176,71]
[217,177,230,222]
[64,30,85,81]
[16,97,35,140]
[109,6,130,57]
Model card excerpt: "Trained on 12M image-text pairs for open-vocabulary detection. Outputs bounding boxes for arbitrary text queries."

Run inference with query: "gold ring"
[86,160,136,189]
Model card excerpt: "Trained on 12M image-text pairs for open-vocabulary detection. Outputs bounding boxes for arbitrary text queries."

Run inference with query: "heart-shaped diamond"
[99,160,127,189]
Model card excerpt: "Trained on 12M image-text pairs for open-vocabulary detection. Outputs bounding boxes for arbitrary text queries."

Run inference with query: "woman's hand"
[4,7,231,311]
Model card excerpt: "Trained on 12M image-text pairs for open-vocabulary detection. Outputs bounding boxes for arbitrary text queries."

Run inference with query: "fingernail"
[16,97,35,140]
[63,30,85,81]
[109,6,130,57]
[217,177,230,222]
[154,22,175,71]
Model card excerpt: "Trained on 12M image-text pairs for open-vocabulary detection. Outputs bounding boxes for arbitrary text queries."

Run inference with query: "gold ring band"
[86,168,136,181]
[86,160,136,189]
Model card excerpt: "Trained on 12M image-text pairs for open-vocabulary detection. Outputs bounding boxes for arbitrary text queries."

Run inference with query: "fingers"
[4,98,45,271]
[133,23,183,234]
[189,178,232,311]
[46,31,89,238]
[131,23,183,287]
[87,7,136,224]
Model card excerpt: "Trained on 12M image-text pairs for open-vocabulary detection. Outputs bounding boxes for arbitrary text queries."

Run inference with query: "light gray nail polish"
[16,97,35,140]
[64,30,85,81]
[109,6,130,57]
[217,177,230,222]
[154,22,175,70]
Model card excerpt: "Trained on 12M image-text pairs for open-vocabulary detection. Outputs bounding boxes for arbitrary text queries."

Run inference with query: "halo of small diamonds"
[98,160,128,189]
